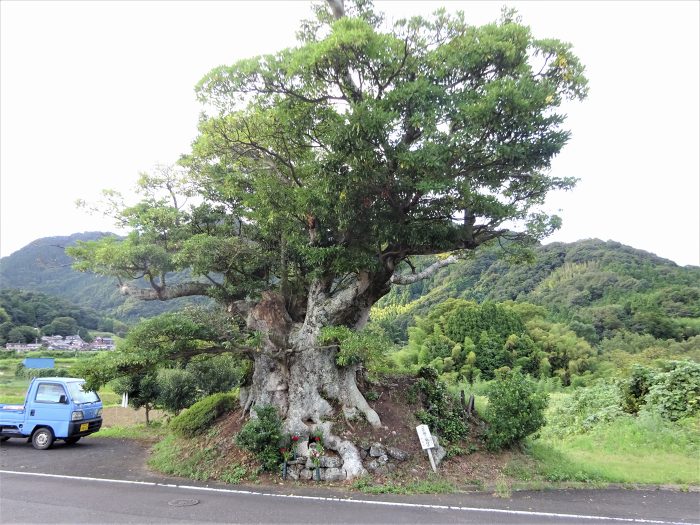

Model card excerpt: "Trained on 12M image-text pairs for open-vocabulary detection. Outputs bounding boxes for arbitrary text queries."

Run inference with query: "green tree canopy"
[69,1,587,479]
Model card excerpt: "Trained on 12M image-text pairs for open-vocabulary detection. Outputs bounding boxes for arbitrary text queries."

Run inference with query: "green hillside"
[0,288,125,345]
[0,232,209,322]
[373,239,700,345]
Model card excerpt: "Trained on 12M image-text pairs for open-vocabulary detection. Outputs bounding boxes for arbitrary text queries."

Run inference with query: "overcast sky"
[1,1,698,266]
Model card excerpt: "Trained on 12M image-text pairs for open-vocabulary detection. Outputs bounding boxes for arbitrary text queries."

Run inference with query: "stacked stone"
[359,443,411,475]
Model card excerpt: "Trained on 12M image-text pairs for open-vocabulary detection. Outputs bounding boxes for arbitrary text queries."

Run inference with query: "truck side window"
[35,383,67,404]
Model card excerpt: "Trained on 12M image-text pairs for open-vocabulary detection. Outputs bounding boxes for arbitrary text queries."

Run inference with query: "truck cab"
[0,377,103,449]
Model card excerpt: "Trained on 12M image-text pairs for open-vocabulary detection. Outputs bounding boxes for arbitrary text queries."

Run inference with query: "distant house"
[5,334,115,352]
[5,343,42,352]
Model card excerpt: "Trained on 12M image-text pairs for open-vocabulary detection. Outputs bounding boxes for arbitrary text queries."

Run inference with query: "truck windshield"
[66,382,100,404]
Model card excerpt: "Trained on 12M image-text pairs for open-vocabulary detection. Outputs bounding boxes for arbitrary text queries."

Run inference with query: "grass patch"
[148,433,255,483]
[94,422,167,440]
[351,474,455,494]
[529,413,700,485]
[149,434,219,481]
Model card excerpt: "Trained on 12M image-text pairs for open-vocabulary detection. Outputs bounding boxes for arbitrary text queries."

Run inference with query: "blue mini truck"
[0,377,103,449]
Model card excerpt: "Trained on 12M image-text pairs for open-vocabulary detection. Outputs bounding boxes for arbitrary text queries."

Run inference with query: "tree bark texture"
[237,286,383,480]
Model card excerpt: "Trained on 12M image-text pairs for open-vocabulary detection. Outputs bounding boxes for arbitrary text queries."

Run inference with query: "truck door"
[30,382,70,437]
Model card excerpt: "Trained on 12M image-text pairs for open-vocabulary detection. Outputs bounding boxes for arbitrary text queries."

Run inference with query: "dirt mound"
[157,375,519,491]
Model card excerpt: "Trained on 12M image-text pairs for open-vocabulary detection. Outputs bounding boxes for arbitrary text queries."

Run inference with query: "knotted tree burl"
[70,0,586,478]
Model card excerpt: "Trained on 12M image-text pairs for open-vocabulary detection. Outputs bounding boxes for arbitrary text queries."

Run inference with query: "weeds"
[494,475,512,498]
[351,475,455,494]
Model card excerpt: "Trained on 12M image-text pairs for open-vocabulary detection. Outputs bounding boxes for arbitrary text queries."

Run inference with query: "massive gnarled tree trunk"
[237,273,390,478]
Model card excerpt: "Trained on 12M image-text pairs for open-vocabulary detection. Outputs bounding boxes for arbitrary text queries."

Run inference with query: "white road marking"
[0,470,694,525]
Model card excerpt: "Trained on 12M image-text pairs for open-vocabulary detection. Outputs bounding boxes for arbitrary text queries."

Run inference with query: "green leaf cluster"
[484,368,548,450]
[235,405,284,471]
[412,366,468,443]
[170,392,238,437]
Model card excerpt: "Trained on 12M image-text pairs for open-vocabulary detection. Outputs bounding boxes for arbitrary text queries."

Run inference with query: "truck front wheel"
[32,428,54,450]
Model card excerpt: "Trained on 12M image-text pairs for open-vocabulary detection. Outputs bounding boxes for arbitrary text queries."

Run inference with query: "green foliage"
[642,361,700,421]
[185,353,243,397]
[484,368,548,450]
[157,368,199,414]
[148,434,248,483]
[532,411,700,485]
[67,3,588,363]
[397,300,557,382]
[170,392,238,437]
[319,325,390,379]
[620,364,654,414]
[373,240,700,352]
[235,405,284,471]
[15,366,70,379]
[0,233,195,324]
[542,383,626,439]
[76,307,246,392]
[6,325,39,344]
[112,372,161,419]
[412,366,468,443]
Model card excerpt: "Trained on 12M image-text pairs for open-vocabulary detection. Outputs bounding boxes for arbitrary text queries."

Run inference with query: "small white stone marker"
[415,424,437,472]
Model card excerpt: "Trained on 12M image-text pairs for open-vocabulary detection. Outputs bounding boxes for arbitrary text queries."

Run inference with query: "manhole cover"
[168,499,200,507]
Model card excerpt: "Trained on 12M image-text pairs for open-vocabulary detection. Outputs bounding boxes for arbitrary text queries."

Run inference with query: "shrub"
[157,368,199,414]
[484,368,548,451]
[170,392,237,437]
[413,366,468,443]
[235,405,284,471]
[15,365,70,379]
[543,381,625,438]
[186,353,243,397]
[642,361,700,421]
[621,364,654,414]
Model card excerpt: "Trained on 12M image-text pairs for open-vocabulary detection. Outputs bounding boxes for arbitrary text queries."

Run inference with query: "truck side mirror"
[58,394,68,404]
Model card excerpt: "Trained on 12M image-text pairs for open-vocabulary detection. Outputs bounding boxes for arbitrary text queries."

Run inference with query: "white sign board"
[415,424,435,450]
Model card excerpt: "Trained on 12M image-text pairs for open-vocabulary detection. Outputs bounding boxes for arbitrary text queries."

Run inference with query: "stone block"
[323,467,346,481]
[387,446,409,461]
[369,443,386,457]
[320,456,342,469]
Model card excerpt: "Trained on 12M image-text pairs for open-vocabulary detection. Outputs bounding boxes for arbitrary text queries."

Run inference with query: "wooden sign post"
[415,424,437,473]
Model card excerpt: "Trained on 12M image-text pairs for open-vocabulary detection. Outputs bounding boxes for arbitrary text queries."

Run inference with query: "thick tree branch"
[118,281,214,301]
[390,255,458,285]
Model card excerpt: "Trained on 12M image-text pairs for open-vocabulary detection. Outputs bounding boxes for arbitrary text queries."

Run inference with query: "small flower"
[314,436,321,442]
[291,435,299,442]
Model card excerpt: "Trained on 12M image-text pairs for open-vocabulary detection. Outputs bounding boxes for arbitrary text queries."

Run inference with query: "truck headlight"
[71,411,84,421]
[96,408,102,417]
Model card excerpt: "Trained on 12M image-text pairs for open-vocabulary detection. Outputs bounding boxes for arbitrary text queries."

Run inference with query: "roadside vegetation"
[0,0,697,495]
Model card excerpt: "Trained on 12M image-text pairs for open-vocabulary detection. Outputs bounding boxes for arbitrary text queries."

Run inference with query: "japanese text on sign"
[415,424,435,450]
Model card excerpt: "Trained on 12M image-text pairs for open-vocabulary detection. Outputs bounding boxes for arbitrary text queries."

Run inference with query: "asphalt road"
[1,437,699,524]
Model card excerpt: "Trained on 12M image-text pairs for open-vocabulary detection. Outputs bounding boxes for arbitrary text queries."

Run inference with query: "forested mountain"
[370,239,699,386]
[372,239,700,345]
[0,233,208,322]
[2,234,698,355]
[0,289,125,345]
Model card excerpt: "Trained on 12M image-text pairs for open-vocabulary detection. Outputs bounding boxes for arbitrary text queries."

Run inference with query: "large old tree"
[71,1,586,477]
